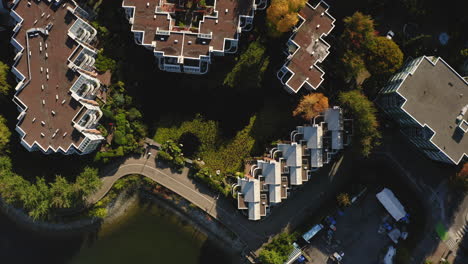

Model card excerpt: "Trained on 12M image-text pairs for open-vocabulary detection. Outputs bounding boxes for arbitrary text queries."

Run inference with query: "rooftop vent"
[61,99,66,105]
[27,1,31,6]
[41,133,45,137]
[40,67,43,73]
[174,39,178,44]
[146,2,149,7]
[225,9,228,13]
[321,12,324,17]
[42,100,45,105]
[63,132,67,137]
[215,20,218,24]
[41,12,45,18]
[45,43,48,49]
[316,24,320,29]
[41,121,45,126]
[46,74,49,80]
[45,52,48,59]
[41,84,44,90]
[32,117,36,123]
[55,94,58,101]
[188,41,192,45]
[51,110,56,116]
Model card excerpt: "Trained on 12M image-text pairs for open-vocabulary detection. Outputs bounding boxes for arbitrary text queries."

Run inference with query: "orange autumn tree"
[293,93,329,121]
[266,0,307,34]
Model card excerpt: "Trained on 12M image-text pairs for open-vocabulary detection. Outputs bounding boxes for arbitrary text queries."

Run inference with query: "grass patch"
[435,222,448,241]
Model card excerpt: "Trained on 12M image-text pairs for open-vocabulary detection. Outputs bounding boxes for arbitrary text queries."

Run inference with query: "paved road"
[87,147,354,251]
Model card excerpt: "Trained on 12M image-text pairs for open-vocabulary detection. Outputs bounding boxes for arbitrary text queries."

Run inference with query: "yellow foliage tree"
[293,93,329,121]
[266,0,307,33]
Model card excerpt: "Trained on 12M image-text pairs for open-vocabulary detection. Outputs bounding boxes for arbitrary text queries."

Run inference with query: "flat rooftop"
[123,0,253,59]
[398,57,468,163]
[283,2,334,92]
[12,0,93,151]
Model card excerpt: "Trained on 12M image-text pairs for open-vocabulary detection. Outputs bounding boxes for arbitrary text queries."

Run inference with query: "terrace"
[122,0,258,73]
[277,1,335,93]
[10,0,104,154]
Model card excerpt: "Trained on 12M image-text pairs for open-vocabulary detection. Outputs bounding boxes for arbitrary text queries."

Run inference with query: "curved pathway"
[88,146,353,251]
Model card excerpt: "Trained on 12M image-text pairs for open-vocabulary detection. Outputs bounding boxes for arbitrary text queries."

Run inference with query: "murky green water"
[0,198,234,264]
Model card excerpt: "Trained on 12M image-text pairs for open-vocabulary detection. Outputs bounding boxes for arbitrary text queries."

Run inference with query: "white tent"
[376,188,407,221]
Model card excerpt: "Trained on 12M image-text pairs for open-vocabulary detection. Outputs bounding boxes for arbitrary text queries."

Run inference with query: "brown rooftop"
[281,2,335,92]
[12,0,98,152]
[123,0,254,60]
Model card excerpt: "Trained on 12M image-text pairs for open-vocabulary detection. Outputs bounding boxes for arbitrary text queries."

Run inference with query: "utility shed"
[376,188,407,221]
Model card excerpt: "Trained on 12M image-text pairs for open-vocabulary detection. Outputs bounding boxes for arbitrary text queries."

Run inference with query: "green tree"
[258,250,283,264]
[23,177,51,220]
[259,232,294,264]
[126,107,142,121]
[50,176,74,208]
[366,36,403,75]
[342,12,376,51]
[338,90,381,157]
[94,51,116,73]
[342,50,367,80]
[75,166,102,199]
[223,41,269,91]
[0,115,11,153]
[0,61,11,96]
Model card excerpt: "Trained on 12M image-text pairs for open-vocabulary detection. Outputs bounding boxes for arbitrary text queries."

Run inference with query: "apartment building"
[122,0,267,74]
[277,0,335,93]
[236,107,352,220]
[378,56,467,165]
[10,0,105,154]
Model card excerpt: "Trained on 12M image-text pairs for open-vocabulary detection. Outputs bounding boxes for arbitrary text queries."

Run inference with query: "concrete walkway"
[87,147,353,251]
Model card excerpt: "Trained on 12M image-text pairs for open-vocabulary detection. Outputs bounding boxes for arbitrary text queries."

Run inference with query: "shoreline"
[0,184,246,262]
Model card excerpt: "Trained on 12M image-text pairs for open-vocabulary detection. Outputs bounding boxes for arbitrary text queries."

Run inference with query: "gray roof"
[239,178,260,203]
[278,143,302,167]
[324,107,342,131]
[397,57,468,164]
[302,125,323,149]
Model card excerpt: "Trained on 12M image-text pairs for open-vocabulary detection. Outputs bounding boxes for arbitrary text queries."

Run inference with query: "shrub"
[0,115,11,153]
[94,51,116,73]
[337,193,351,207]
[88,207,107,218]
[0,61,11,96]
[259,233,294,264]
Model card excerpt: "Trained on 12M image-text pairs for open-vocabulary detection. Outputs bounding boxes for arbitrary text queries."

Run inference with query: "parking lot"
[303,190,400,264]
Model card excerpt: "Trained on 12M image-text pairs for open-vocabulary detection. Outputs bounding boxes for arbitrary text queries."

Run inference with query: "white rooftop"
[376,188,407,221]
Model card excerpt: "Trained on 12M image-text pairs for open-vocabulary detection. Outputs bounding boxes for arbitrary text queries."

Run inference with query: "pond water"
[0,197,234,264]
